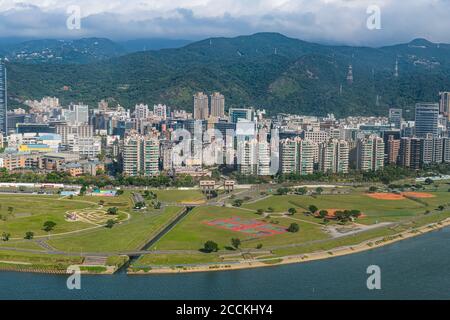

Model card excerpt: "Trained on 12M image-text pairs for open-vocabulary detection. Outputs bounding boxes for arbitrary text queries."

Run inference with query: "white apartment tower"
[279,137,315,175]
[356,135,385,171]
[123,134,160,176]
[318,139,349,174]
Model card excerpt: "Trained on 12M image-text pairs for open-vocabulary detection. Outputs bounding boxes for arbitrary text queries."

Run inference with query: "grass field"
[48,206,183,252]
[0,195,100,238]
[149,189,206,204]
[152,206,330,251]
[242,192,450,224]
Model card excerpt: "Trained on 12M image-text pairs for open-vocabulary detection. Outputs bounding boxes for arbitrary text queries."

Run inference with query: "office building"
[389,108,403,129]
[63,104,89,125]
[415,103,439,138]
[229,108,254,124]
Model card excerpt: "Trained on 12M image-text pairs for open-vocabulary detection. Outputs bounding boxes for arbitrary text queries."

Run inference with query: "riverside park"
[1,179,450,275]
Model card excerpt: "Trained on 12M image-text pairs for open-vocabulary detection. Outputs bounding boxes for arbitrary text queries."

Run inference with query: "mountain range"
[4,33,450,117]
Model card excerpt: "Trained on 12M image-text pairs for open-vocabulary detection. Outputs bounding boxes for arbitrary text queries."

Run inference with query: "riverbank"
[128,217,450,275]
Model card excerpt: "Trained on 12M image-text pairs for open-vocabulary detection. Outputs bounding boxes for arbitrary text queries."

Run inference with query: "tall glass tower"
[415,103,439,138]
[0,62,7,134]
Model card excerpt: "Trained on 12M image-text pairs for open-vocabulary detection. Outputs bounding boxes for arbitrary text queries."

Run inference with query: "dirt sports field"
[367,192,436,200]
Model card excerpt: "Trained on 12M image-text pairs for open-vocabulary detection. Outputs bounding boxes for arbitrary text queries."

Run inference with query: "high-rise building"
[279,137,315,175]
[122,134,160,176]
[193,92,209,120]
[236,138,258,175]
[257,140,271,176]
[389,108,403,129]
[153,104,167,120]
[415,103,439,138]
[399,137,421,169]
[439,92,450,118]
[135,104,150,119]
[142,137,160,176]
[318,139,349,174]
[356,135,385,171]
[63,104,89,125]
[0,62,7,134]
[443,138,450,163]
[210,92,225,118]
[386,135,400,165]
[420,134,443,166]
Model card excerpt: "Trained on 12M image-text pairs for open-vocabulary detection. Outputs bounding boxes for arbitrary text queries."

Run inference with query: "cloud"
[0,0,449,45]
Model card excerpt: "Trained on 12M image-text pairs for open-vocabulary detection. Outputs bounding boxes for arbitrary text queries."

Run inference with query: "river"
[1,227,450,300]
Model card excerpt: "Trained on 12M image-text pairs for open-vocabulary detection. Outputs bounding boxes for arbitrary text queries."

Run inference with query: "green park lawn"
[0,195,98,238]
[152,206,330,251]
[149,189,206,204]
[242,192,450,224]
[48,206,183,252]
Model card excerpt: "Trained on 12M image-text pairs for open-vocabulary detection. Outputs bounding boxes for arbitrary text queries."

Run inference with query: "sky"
[0,0,449,46]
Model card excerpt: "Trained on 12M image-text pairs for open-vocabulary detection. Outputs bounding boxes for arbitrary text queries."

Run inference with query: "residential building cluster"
[1,60,450,179]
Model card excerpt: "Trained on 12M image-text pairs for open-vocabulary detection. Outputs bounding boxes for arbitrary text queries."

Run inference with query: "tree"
[203,241,219,253]
[277,187,290,195]
[7,207,13,215]
[107,207,119,215]
[231,238,241,249]
[288,208,297,215]
[256,244,263,249]
[80,185,87,196]
[43,221,56,232]
[308,205,318,214]
[369,186,378,193]
[232,199,243,207]
[318,210,328,219]
[425,178,434,185]
[116,189,124,196]
[256,209,265,215]
[99,200,105,206]
[267,207,275,213]
[134,201,146,209]
[296,187,307,195]
[105,219,116,229]
[2,232,10,241]
[316,187,324,195]
[24,231,34,240]
[287,223,300,233]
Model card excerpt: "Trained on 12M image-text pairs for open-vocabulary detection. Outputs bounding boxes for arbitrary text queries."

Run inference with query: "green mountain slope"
[6,33,450,116]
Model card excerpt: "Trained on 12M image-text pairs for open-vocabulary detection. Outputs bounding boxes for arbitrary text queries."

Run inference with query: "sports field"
[242,191,450,224]
[152,206,330,251]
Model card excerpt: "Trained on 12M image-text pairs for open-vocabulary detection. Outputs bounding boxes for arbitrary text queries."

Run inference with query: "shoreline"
[1,218,449,276]
[128,217,450,275]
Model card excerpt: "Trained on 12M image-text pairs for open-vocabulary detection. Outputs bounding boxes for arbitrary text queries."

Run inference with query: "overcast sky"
[0,0,449,46]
